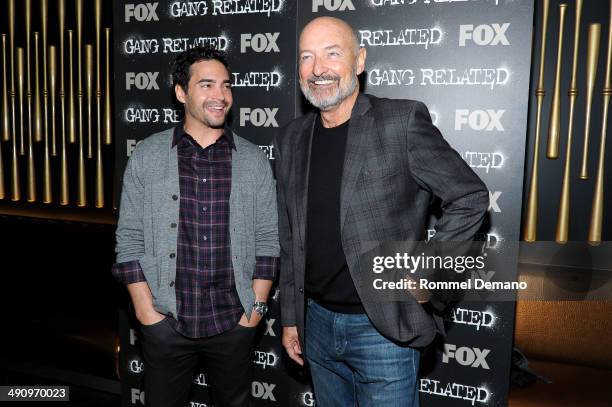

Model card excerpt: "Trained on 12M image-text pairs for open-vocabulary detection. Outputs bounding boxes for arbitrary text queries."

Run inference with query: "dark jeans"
[140,317,256,407]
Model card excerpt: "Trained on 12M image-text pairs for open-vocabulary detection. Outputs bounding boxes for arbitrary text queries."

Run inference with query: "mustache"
[204,100,228,108]
[307,74,340,84]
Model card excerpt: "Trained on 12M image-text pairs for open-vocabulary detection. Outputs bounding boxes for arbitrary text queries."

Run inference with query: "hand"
[282,326,304,366]
[404,276,431,303]
[138,309,166,326]
[238,310,263,328]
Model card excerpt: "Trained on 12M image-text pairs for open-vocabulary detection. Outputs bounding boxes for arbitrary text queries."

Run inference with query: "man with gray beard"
[274,17,488,406]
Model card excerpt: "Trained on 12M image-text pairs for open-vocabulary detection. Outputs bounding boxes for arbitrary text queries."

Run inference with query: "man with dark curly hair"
[112,46,279,407]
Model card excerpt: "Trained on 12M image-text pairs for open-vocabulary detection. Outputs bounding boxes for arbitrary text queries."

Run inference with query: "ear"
[174,84,186,104]
[356,47,367,75]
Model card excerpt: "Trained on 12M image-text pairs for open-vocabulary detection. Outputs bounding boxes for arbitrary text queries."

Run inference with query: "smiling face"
[174,59,233,129]
[298,17,366,111]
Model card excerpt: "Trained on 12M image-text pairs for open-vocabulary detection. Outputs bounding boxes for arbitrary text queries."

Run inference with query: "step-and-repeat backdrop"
[113,1,534,406]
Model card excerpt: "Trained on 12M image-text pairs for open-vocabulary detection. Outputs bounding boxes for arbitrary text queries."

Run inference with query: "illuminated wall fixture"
[555,0,584,244]
[0,0,113,209]
[546,3,568,160]
[524,0,550,243]
[588,0,612,245]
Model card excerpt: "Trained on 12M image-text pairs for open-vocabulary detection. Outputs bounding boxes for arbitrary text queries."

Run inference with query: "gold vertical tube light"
[33,32,42,144]
[77,0,84,158]
[45,45,57,204]
[580,29,602,180]
[6,0,15,143]
[27,94,37,202]
[60,85,70,206]
[86,45,93,160]
[26,32,39,202]
[524,0,550,242]
[42,0,52,154]
[95,48,104,208]
[0,35,7,199]
[10,30,20,201]
[68,30,76,144]
[59,0,67,152]
[32,5,41,142]
[95,0,102,156]
[19,48,35,202]
[77,45,87,207]
[588,0,612,245]
[2,34,9,144]
[555,0,584,243]
[23,0,31,155]
[103,28,112,145]
[546,3,568,159]
[17,48,25,161]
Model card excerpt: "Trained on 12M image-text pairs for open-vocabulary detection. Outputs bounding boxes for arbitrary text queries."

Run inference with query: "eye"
[300,54,312,62]
[328,51,340,57]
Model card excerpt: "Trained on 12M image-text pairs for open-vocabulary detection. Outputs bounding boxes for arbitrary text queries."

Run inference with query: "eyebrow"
[324,44,342,51]
[195,78,231,84]
[299,44,342,54]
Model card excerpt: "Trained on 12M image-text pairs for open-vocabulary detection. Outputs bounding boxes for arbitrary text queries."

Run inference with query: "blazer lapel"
[293,113,316,247]
[340,94,374,231]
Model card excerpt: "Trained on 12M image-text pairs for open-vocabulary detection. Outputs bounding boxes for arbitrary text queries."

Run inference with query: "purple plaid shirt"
[112,125,278,338]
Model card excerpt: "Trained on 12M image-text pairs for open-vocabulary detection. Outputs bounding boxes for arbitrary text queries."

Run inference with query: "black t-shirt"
[305,116,364,314]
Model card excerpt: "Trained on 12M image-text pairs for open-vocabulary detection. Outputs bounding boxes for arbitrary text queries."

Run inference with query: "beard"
[300,68,359,111]
[201,113,226,129]
[192,100,229,129]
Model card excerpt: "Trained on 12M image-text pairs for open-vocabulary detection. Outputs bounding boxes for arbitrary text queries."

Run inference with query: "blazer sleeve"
[404,101,489,242]
[273,134,297,327]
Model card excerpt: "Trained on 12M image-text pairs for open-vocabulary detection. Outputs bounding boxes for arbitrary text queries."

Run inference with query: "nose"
[312,56,327,77]
[211,84,226,101]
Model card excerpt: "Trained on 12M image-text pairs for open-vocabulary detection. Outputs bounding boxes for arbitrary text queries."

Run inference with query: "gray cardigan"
[115,127,280,319]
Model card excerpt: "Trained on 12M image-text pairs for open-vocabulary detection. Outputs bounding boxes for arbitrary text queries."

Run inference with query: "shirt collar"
[172,122,236,150]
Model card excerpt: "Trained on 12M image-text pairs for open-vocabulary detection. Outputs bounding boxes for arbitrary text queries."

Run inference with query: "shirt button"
[170,223,177,228]
[299,287,304,294]
[169,281,175,287]
[202,178,207,183]
[202,207,207,212]
[169,253,176,259]
[172,194,178,201]
[202,235,207,241]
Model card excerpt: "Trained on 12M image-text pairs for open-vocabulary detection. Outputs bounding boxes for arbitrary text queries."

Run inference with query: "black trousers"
[140,318,256,407]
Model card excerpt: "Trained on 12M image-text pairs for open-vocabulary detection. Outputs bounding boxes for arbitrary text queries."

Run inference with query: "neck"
[319,89,359,128]
[183,116,224,148]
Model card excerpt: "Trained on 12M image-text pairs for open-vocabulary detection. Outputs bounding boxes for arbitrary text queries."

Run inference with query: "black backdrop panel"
[113,1,534,406]
[297,1,533,405]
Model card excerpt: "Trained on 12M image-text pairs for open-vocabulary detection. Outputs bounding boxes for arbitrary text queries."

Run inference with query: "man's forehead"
[189,60,229,79]
[300,21,355,50]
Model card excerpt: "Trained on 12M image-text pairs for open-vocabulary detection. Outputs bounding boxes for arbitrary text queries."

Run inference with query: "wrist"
[135,307,157,321]
[253,301,268,316]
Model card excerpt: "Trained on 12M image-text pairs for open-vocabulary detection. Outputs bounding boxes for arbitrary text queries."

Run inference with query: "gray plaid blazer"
[274,93,489,348]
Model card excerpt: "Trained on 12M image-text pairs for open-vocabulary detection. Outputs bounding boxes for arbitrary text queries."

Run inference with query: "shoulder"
[365,93,427,116]
[274,113,314,149]
[132,127,173,158]
[233,133,269,167]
